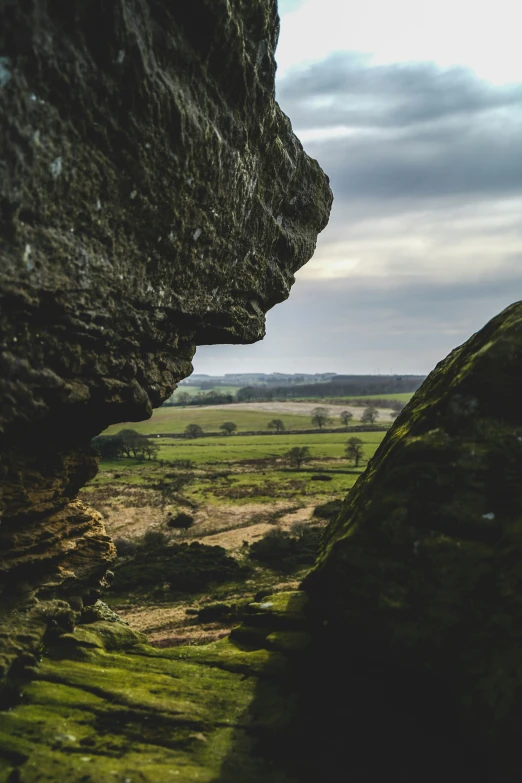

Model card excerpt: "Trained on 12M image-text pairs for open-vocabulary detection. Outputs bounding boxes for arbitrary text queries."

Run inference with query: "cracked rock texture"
[0,0,332,681]
[306,302,522,768]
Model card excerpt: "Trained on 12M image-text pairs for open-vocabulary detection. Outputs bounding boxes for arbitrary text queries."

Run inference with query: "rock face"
[0,0,332,680]
[305,302,522,764]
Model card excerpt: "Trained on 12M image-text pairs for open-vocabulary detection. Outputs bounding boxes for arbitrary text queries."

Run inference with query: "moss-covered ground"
[0,593,485,782]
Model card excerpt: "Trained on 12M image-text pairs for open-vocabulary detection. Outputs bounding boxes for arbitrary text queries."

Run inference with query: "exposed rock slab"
[305,301,522,766]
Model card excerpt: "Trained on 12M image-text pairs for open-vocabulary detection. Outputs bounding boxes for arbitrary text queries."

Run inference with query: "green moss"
[265,631,311,652]
[246,591,309,628]
[0,597,311,782]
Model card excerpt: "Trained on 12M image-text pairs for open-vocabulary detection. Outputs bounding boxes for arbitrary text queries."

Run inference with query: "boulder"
[305,301,522,763]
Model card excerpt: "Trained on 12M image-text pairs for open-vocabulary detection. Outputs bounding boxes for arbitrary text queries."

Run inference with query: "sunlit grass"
[144,431,383,465]
[104,408,316,435]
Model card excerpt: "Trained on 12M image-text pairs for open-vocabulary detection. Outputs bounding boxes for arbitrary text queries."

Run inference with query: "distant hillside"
[236,375,425,401]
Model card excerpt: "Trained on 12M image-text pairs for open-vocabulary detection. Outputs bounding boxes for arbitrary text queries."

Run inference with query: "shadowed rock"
[0,0,332,679]
[305,301,522,769]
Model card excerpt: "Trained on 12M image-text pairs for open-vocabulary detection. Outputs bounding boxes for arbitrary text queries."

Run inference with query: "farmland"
[104,406,314,435]
[83,401,396,646]
[103,396,408,436]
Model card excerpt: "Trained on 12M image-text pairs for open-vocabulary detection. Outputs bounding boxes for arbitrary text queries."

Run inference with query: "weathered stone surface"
[0,0,332,673]
[305,302,522,763]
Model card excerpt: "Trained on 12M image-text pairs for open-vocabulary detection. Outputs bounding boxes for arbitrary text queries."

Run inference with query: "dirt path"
[191,504,315,549]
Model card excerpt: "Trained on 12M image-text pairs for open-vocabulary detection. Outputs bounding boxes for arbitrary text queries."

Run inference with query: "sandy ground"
[197,400,393,420]
[97,493,315,550]
[191,504,314,549]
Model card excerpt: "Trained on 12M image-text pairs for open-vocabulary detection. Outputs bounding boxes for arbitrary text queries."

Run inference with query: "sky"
[193,0,522,376]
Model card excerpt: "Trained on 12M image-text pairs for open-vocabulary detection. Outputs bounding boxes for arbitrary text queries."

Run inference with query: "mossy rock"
[305,301,522,766]
[0,594,306,782]
[0,591,489,781]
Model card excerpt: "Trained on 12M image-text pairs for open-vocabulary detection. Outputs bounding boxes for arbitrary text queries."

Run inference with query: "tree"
[311,406,331,430]
[143,440,160,460]
[184,423,204,439]
[117,429,141,458]
[117,429,154,459]
[167,511,194,529]
[236,386,255,402]
[285,446,311,470]
[339,410,353,428]
[267,419,285,433]
[345,437,364,467]
[361,405,378,425]
[176,391,191,406]
[91,434,124,460]
[219,421,237,435]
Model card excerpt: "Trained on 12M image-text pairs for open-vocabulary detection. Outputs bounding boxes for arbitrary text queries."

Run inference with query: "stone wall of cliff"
[0,0,332,682]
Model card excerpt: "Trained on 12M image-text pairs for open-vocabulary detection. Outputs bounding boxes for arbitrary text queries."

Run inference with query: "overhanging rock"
[0,0,332,679]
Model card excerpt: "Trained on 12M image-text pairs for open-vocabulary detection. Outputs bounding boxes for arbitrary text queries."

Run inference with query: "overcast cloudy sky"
[194,0,522,376]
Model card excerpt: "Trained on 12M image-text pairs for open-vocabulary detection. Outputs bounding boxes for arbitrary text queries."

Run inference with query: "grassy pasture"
[83,423,389,643]
[185,467,362,506]
[87,431,383,508]
[104,407,348,436]
[149,431,384,464]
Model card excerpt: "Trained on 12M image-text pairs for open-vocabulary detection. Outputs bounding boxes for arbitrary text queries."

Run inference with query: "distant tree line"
[236,376,423,401]
[164,391,234,407]
[165,375,422,408]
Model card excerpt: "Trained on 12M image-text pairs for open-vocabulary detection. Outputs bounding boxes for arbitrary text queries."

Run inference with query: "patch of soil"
[110,576,304,647]
[178,501,298,543]
[192,505,315,550]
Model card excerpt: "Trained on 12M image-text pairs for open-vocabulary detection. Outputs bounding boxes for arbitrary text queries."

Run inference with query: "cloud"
[305,123,522,204]
[275,1,522,86]
[194,267,522,375]
[278,53,522,130]
[302,196,522,281]
[277,54,522,209]
[194,53,522,376]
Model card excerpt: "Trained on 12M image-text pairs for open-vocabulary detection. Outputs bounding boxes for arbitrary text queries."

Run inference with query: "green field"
[104,407,373,436]
[157,431,382,463]
[83,421,389,642]
[87,430,384,509]
[97,402,391,514]
[102,431,384,466]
